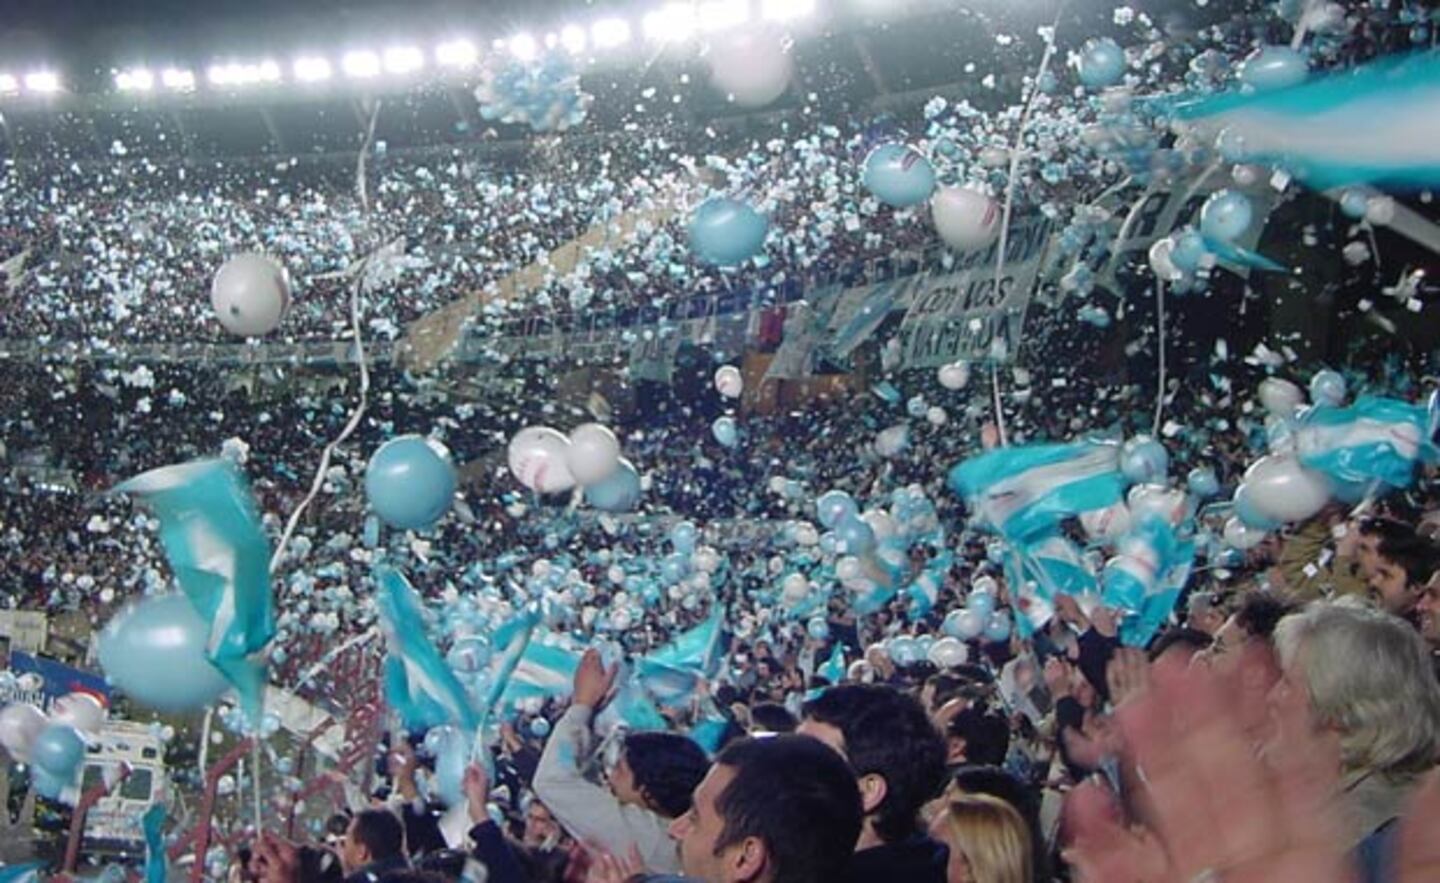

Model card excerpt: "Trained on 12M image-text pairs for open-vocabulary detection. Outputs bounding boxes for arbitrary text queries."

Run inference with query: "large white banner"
[897,218,1054,368]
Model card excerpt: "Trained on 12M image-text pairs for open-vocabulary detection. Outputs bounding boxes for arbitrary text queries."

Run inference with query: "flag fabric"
[646,609,726,676]
[116,459,275,721]
[480,609,540,714]
[375,565,479,732]
[142,802,167,883]
[818,644,846,684]
[1120,536,1198,648]
[1295,396,1438,490]
[596,671,669,733]
[501,639,582,705]
[948,442,1126,541]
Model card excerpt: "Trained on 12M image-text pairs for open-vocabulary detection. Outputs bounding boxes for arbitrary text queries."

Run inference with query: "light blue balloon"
[906,396,928,418]
[862,143,937,208]
[1170,229,1209,271]
[983,612,1012,643]
[661,553,690,585]
[688,197,768,266]
[1238,46,1308,91]
[670,520,699,554]
[32,724,85,779]
[1339,190,1369,219]
[1120,437,1170,484]
[712,416,739,448]
[365,435,457,530]
[1078,38,1126,88]
[807,617,830,641]
[446,636,492,675]
[31,766,68,800]
[968,590,997,620]
[1310,370,1347,407]
[942,609,968,639]
[816,490,859,529]
[888,636,921,667]
[1187,466,1221,499]
[98,594,232,713]
[1199,190,1254,243]
[836,516,876,555]
[585,458,642,512]
[529,717,551,738]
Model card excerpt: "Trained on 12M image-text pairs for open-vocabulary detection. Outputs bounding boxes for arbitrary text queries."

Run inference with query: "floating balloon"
[211,253,292,337]
[707,31,793,108]
[1243,455,1333,524]
[1238,46,1308,91]
[1078,38,1126,88]
[1120,437,1170,484]
[816,490,859,529]
[508,426,577,495]
[0,703,47,763]
[937,362,970,390]
[1258,378,1305,418]
[887,636,922,667]
[1170,229,1209,270]
[862,143,938,208]
[1309,370,1347,407]
[926,407,948,427]
[566,423,622,486]
[1199,190,1254,242]
[50,694,105,736]
[98,594,232,713]
[932,187,1001,253]
[1187,466,1221,499]
[874,424,910,459]
[928,636,969,668]
[689,197,769,266]
[31,724,85,781]
[1148,237,1184,282]
[1081,502,1133,542]
[585,457,641,512]
[712,416,739,448]
[473,53,593,133]
[836,516,876,555]
[365,435,457,530]
[983,612,1012,643]
[670,521,700,554]
[968,590,997,620]
[1223,516,1267,550]
[807,617,830,641]
[944,608,986,641]
[714,365,744,398]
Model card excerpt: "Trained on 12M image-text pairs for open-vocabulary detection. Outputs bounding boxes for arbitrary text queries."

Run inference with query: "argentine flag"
[117,459,275,722]
[818,644,846,684]
[949,441,1126,541]
[375,565,479,732]
[502,639,582,705]
[637,609,727,707]
[1296,396,1438,491]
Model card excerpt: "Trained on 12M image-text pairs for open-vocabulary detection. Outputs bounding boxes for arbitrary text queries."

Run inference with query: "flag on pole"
[116,459,274,722]
[502,640,582,705]
[480,609,540,713]
[948,441,1126,541]
[375,565,479,732]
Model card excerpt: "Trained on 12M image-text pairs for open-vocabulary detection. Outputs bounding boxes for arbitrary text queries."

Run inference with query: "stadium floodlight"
[293,56,332,83]
[383,46,425,75]
[161,68,196,91]
[115,68,156,92]
[643,3,699,42]
[0,74,18,95]
[257,60,282,83]
[761,0,817,21]
[698,1,751,31]
[559,24,588,54]
[435,38,478,68]
[342,50,382,79]
[592,17,632,50]
[23,71,61,94]
[509,33,539,61]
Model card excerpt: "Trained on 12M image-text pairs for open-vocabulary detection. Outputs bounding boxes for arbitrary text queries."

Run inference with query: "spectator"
[1366,531,1437,620]
[340,809,410,883]
[928,794,1032,883]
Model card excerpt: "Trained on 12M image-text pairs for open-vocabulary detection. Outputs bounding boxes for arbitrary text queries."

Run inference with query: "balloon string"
[287,626,380,694]
[988,5,1065,447]
[1153,278,1167,437]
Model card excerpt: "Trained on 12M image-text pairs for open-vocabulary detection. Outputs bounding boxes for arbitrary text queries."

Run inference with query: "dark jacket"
[343,855,409,883]
[840,834,949,883]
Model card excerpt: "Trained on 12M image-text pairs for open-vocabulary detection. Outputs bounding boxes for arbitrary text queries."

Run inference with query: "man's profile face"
[1368,557,1416,615]
[669,763,739,882]
[1417,574,1440,646]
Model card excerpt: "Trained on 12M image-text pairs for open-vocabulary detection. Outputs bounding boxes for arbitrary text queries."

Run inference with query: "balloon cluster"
[0,693,106,801]
[474,52,594,133]
[508,423,626,498]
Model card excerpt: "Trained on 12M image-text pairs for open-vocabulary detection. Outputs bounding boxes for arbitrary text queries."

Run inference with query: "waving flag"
[1097,516,1198,647]
[116,459,274,721]
[647,609,726,676]
[0,865,42,883]
[375,565,479,732]
[818,644,846,684]
[142,802,167,883]
[596,671,669,734]
[480,609,540,713]
[1295,396,1438,490]
[949,442,1126,541]
[502,639,581,705]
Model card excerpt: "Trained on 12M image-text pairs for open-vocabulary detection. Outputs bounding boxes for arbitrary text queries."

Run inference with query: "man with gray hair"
[1273,602,1440,882]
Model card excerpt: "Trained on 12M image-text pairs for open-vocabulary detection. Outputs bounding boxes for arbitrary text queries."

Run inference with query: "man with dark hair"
[945,706,1010,769]
[747,702,797,734]
[798,684,949,883]
[668,734,862,883]
[1368,531,1438,619]
[340,808,409,883]
[1146,626,1213,664]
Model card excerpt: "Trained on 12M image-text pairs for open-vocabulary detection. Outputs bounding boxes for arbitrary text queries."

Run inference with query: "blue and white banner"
[948,441,1126,541]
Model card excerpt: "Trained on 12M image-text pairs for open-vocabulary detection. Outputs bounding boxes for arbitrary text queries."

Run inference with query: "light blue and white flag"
[1295,396,1438,491]
[596,671,670,733]
[818,644,846,684]
[1003,534,1098,637]
[647,609,727,677]
[375,565,480,732]
[502,639,582,705]
[949,442,1127,541]
[142,802,168,883]
[480,610,540,712]
[116,459,274,722]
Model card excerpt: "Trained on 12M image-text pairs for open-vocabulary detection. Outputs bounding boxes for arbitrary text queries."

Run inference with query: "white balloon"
[1223,516,1266,550]
[926,406,948,427]
[861,509,897,542]
[927,636,970,668]
[0,703,47,763]
[507,427,577,494]
[1257,378,1305,419]
[566,423,622,486]
[50,693,106,735]
[211,253,292,337]
[1148,237,1184,282]
[875,424,910,458]
[692,546,722,574]
[607,565,626,585]
[978,146,1010,168]
[937,362,970,390]
[714,365,744,398]
[952,608,986,640]
[1242,455,1332,523]
[836,556,863,583]
[707,31,793,108]
[781,572,810,605]
[932,187,1001,252]
[1126,484,1190,526]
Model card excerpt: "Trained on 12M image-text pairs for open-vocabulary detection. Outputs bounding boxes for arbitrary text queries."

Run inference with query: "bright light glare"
[698,1,751,31]
[761,0,816,21]
[257,60,281,82]
[24,71,61,93]
[644,3,699,42]
[559,24,588,54]
[435,39,478,68]
[294,57,332,82]
[116,68,155,92]
[0,74,18,95]
[592,17,632,49]
[509,33,539,61]
[161,68,196,91]
[341,50,382,79]
[207,61,280,87]
[383,46,425,74]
